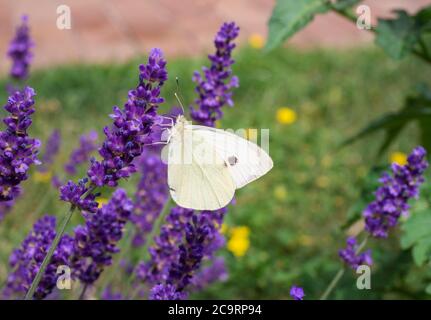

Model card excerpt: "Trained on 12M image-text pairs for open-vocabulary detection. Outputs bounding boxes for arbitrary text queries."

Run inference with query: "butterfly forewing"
[167,124,236,210]
[190,125,273,189]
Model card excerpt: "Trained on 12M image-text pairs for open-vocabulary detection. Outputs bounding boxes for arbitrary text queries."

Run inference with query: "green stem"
[24,204,76,300]
[320,268,346,300]
[319,234,369,300]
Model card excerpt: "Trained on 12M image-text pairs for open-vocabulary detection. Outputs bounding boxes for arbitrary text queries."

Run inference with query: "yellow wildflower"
[230,226,250,238]
[227,234,250,257]
[248,33,265,49]
[390,151,407,166]
[276,107,297,125]
[227,226,251,257]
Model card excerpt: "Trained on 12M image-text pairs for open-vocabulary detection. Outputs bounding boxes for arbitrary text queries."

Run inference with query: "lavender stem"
[24,204,76,299]
[319,235,368,300]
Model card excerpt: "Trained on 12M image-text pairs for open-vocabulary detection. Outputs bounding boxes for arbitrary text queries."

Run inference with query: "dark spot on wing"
[227,156,238,166]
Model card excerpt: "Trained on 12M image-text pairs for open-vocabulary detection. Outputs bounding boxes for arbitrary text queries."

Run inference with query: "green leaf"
[412,238,431,266]
[332,0,361,10]
[401,209,431,266]
[265,0,330,51]
[375,7,431,59]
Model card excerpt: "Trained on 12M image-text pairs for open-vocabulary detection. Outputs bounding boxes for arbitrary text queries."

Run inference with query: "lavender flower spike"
[3,216,74,299]
[60,48,167,211]
[190,22,240,127]
[71,189,133,285]
[0,86,40,201]
[8,15,34,80]
[339,237,372,270]
[363,146,428,238]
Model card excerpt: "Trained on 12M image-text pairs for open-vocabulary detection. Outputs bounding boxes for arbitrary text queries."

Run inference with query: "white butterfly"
[162,115,273,210]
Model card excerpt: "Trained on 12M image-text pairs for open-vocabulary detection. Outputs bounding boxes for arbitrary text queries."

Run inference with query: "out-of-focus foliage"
[266,0,330,51]
[266,0,362,51]
[401,208,431,266]
[376,7,431,60]
[266,0,431,158]
[342,84,431,157]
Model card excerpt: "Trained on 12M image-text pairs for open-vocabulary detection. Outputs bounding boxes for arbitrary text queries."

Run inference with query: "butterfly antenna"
[175,77,186,114]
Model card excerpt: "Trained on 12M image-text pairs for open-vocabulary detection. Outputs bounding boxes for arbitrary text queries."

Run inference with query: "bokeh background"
[1,0,431,299]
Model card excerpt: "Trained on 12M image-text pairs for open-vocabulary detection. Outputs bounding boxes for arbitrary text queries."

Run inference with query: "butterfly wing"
[167,126,236,210]
[190,125,273,189]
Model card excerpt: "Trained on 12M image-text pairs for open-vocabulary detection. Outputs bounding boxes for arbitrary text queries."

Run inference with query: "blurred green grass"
[0,46,430,299]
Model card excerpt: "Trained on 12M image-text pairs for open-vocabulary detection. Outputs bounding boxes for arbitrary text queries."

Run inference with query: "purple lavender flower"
[363,146,428,238]
[166,214,212,291]
[0,86,40,201]
[39,129,61,172]
[137,207,227,298]
[70,189,132,285]
[290,286,305,300]
[131,151,168,247]
[149,284,187,300]
[3,216,74,300]
[60,49,167,211]
[7,15,34,80]
[136,206,194,284]
[339,237,373,270]
[190,22,239,127]
[64,131,98,175]
[59,178,98,213]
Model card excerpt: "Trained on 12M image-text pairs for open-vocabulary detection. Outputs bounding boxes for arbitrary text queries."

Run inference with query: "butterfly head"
[169,115,189,139]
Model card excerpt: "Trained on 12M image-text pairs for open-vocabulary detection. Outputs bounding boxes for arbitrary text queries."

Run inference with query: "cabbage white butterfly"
[163,115,273,210]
